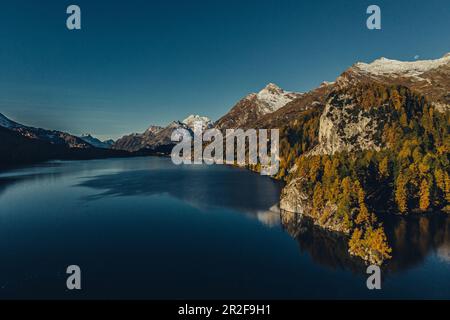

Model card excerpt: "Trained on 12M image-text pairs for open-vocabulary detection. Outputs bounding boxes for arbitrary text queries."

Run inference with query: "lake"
[0,157,449,299]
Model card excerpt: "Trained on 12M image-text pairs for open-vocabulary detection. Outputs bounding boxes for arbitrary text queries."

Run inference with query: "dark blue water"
[0,157,449,299]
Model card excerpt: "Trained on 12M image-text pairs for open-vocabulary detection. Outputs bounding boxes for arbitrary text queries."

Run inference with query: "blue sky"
[0,0,449,140]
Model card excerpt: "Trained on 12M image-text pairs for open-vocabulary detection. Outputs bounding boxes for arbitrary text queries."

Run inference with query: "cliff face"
[310,92,383,155]
[280,178,348,234]
[279,178,311,215]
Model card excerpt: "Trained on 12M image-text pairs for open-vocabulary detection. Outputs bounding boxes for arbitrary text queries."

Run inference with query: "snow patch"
[182,114,212,130]
[255,83,301,114]
[354,53,450,77]
[0,113,23,129]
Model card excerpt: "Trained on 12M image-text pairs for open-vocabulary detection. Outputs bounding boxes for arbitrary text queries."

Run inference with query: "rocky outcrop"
[279,178,311,214]
[310,92,383,155]
[280,178,348,234]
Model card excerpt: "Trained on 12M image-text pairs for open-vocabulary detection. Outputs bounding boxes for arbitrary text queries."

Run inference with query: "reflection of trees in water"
[280,210,450,274]
[383,213,450,272]
[280,210,366,274]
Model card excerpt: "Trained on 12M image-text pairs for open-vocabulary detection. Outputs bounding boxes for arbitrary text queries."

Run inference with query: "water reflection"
[280,210,366,273]
[76,166,283,218]
[2,158,449,277]
[280,210,450,274]
[0,159,283,226]
[382,213,450,271]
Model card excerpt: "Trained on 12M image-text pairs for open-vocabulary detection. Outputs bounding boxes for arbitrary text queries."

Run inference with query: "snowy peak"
[215,83,303,129]
[338,53,450,112]
[259,83,283,95]
[182,115,212,130]
[353,53,450,77]
[144,125,163,135]
[255,83,301,114]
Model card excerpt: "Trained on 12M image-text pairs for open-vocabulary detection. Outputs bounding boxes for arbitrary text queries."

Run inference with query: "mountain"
[275,53,450,265]
[0,118,129,168]
[0,113,92,149]
[113,114,213,152]
[310,53,450,156]
[0,112,23,129]
[112,125,164,152]
[182,115,212,130]
[253,81,335,130]
[338,54,450,112]
[103,139,115,147]
[112,115,213,153]
[215,83,302,129]
[80,134,114,149]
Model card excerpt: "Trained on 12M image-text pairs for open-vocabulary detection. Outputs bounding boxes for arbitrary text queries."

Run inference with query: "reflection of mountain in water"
[280,210,450,274]
[78,166,283,217]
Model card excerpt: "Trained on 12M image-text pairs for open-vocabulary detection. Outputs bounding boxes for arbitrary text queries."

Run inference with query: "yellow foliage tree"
[395,173,408,213]
[312,183,324,217]
[348,228,364,257]
[378,157,389,178]
[419,179,430,211]
[364,226,392,265]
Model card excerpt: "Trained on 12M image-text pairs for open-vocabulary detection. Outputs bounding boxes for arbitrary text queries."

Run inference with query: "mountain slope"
[0,113,92,149]
[338,53,450,112]
[182,115,212,130]
[112,125,163,152]
[0,126,128,167]
[113,115,212,152]
[80,134,114,149]
[215,83,302,129]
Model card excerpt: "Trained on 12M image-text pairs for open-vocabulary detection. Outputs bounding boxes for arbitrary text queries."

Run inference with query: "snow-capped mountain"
[113,115,213,152]
[79,134,114,149]
[339,53,450,112]
[144,125,164,135]
[305,53,450,156]
[0,113,92,149]
[182,115,213,130]
[353,54,450,78]
[215,83,302,129]
[255,83,301,114]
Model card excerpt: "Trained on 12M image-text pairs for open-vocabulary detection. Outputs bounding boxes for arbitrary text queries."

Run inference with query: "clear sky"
[0,0,449,140]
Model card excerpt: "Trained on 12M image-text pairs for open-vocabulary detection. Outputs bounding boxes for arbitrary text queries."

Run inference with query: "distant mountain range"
[0,113,92,149]
[0,113,127,167]
[3,53,447,159]
[112,115,213,152]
